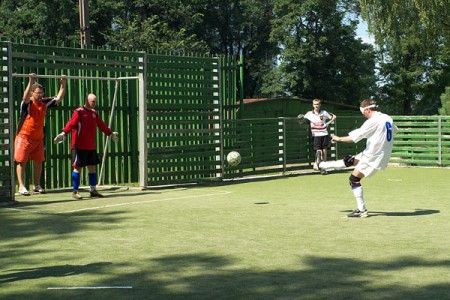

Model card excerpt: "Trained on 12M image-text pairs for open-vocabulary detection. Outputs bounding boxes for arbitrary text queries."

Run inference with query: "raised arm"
[54,75,67,104]
[22,73,37,103]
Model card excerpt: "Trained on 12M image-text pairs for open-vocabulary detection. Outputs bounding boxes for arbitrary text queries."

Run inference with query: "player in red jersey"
[14,73,67,196]
[54,93,118,199]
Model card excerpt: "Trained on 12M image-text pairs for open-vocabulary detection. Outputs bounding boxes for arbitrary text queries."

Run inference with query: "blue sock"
[88,173,97,187]
[72,171,81,191]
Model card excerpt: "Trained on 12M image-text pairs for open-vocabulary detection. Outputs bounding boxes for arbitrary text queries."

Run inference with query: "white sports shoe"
[18,187,31,196]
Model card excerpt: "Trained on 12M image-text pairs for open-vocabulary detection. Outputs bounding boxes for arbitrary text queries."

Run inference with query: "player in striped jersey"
[302,99,336,172]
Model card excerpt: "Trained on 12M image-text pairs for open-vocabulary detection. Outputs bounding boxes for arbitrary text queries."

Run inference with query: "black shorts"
[71,149,100,167]
[312,135,332,151]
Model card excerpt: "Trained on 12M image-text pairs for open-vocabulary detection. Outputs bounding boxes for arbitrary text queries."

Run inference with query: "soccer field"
[1,167,450,299]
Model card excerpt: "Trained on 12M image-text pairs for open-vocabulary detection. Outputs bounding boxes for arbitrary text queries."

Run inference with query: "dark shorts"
[71,149,100,167]
[312,135,332,151]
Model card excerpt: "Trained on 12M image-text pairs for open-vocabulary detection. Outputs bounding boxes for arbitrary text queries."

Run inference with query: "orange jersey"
[17,98,58,140]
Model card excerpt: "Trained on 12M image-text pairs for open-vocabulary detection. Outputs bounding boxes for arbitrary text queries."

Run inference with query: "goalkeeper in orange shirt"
[14,73,67,196]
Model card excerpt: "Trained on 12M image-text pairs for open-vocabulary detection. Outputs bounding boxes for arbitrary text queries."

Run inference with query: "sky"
[356,19,375,45]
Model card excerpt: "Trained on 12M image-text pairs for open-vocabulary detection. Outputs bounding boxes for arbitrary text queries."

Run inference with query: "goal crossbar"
[11,72,141,187]
[11,73,139,81]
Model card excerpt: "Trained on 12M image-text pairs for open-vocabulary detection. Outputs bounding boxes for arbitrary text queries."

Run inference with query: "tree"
[194,0,279,97]
[439,87,450,115]
[360,0,449,46]
[268,0,377,103]
[0,0,79,45]
[360,0,449,115]
[105,0,209,53]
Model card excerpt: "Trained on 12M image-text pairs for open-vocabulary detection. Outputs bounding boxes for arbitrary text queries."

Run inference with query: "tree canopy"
[0,0,448,114]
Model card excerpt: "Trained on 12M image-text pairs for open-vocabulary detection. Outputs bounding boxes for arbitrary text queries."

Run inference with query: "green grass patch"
[1,167,450,299]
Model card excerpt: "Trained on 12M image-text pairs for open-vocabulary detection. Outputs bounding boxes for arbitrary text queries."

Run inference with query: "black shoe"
[347,209,369,218]
[90,190,104,198]
[343,154,356,167]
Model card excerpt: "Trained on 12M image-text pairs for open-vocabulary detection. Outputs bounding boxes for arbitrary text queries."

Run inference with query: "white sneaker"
[33,185,46,194]
[18,187,31,196]
[347,209,369,218]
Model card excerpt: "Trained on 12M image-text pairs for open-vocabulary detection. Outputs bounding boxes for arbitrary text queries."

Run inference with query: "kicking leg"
[318,154,357,171]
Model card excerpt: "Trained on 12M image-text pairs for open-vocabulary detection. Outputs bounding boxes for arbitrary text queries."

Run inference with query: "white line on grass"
[5,189,232,215]
[59,189,233,214]
[5,208,57,215]
[48,286,132,290]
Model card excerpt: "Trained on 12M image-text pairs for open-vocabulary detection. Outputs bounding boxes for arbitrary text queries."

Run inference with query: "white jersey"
[304,110,333,137]
[349,111,398,170]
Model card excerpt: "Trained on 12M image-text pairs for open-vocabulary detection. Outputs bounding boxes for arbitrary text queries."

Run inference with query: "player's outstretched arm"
[22,73,37,103]
[332,135,353,143]
[55,75,67,104]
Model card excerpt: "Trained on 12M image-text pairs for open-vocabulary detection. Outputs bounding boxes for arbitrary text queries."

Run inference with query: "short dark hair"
[360,99,377,110]
[31,83,43,92]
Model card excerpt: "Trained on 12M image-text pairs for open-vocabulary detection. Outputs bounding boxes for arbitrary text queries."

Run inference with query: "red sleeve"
[95,112,112,135]
[62,109,81,134]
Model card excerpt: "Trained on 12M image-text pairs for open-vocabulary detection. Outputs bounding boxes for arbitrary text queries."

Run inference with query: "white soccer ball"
[227,151,242,166]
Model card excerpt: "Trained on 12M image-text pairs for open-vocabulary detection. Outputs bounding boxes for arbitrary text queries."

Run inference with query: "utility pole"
[79,0,91,48]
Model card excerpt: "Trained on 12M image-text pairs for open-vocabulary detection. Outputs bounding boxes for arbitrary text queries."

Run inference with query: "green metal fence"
[222,116,362,179]
[3,41,144,192]
[221,115,450,180]
[0,40,244,202]
[0,42,14,203]
[391,116,450,166]
[2,39,450,204]
[145,54,222,185]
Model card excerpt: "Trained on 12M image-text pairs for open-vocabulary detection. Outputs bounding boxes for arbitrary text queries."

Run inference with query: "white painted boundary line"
[48,286,132,290]
[6,189,233,215]
[60,189,233,214]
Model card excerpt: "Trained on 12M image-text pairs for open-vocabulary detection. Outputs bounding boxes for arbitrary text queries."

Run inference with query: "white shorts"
[354,153,378,177]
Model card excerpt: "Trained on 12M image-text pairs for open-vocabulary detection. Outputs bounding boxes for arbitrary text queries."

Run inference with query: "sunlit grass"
[1,167,450,299]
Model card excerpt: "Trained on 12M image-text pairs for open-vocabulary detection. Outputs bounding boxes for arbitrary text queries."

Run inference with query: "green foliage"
[360,0,450,46]
[105,0,209,53]
[361,0,449,115]
[107,15,209,53]
[439,87,450,115]
[0,0,79,45]
[268,0,376,104]
[1,0,447,112]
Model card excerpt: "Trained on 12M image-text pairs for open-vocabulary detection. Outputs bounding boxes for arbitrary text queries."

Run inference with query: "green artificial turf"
[1,167,449,299]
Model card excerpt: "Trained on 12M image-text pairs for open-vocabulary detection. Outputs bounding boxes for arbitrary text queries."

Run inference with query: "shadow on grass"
[344,209,441,217]
[0,262,112,283]
[2,254,450,299]
[9,191,159,207]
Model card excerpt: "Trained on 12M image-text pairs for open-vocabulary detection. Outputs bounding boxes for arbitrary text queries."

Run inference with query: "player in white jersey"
[316,99,398,218]
[300,99,336,172]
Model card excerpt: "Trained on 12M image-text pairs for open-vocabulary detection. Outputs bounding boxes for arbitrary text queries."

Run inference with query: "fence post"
[7,42,16,202]
[438,116,442,166]
[138,53,147,187]
[218,56,224,179]
[284,118,288,173]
